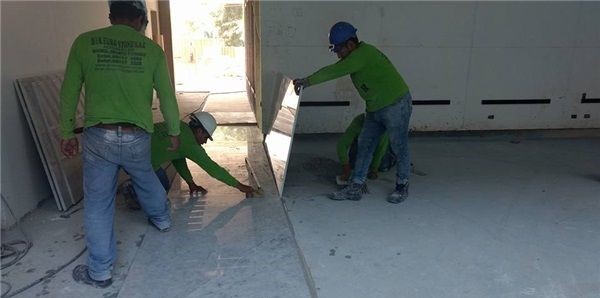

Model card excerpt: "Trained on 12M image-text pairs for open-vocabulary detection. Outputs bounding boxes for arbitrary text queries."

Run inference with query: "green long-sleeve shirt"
[337,114,389,172]
[151,121,239,187]
[307,42,409,112]
[60,25,180,139]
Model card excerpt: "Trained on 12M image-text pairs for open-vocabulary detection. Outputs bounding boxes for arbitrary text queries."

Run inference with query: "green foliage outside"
[212,4,244,47]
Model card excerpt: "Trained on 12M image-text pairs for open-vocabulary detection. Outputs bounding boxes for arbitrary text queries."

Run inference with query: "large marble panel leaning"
[264,77,301,197]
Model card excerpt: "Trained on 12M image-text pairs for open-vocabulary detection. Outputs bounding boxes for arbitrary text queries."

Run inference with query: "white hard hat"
[189,112,217,140]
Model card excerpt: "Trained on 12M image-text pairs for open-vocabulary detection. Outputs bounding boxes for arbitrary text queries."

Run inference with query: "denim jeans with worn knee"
[82,126,170,281]
[351,93,412,185]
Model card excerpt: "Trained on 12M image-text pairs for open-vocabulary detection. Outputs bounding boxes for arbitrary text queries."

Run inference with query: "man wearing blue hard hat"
[294,21,412,204]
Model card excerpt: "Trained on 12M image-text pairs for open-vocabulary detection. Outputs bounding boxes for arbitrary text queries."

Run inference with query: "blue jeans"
[124,167,171,198]
[82,126,171,281]
[351,93,412,185]
[349,140,397,172]
[154,168,171,192]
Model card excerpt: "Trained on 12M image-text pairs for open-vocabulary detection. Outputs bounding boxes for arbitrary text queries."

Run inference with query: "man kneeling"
[122,111,255,209]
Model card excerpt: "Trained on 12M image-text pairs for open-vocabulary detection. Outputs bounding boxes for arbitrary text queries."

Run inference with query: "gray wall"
[260,1,600,133]
[1,1,108,226]
[0,1,165,225]
[0,0,165,225]
[2,1,599,224]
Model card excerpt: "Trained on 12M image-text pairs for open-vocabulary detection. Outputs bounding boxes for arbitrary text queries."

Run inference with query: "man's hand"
[236,183,256,197]
[187,181,208,196]
[340,164,352,181]
[293,78,308,95]
[167,135,180,151]
[61,138,79,158]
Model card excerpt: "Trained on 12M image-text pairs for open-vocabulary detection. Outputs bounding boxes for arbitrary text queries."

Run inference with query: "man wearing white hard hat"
[122,111,256,208]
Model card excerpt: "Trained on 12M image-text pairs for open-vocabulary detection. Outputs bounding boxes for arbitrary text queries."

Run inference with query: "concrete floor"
[201,92,257,125]
[0,125,311,298]
[284,133,600,298]
[2,131,599,298]
[1,94,306,298]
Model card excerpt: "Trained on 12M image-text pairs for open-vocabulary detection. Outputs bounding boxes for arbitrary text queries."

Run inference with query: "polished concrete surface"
[284,133,600,298]
[0,125,311,298]
[118,126,310,298]
[2,131,599,298]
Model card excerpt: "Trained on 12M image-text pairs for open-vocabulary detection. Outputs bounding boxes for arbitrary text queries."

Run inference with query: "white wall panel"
[465,48,573,129]
[464,104,556,131]
[259,1,599,134]
[473,3,579,48]
[568,47,600,128]
[570,48,600,99]
[575,2,600,47]
[384,47,471,131]
[379,2,476,47]
[467,48,572,101]
[262,1,367,47]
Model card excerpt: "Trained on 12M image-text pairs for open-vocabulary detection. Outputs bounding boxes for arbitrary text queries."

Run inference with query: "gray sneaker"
[72,264,112,288]
[387,183,409,204]
[328,183,367,201]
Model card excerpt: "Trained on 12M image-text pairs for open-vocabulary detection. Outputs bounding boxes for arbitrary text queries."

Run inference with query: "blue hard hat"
[328,21,358,46]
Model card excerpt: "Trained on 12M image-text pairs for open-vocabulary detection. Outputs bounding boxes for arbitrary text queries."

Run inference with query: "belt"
[94,123,139,132]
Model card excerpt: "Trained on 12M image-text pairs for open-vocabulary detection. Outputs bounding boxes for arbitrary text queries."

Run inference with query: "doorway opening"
[169,0,256,125]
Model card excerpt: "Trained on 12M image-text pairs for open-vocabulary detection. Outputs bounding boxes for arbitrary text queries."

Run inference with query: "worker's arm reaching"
[293,44,367,95]
[151,120,256,196]
[306,50,366,86]
[172,158,207,196]
[186,145,255,195]
[235,183,255,195]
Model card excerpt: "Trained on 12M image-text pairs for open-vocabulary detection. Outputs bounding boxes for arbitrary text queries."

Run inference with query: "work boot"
[72,264,112,288]
[387,183,409,204]
[328,183,366,201]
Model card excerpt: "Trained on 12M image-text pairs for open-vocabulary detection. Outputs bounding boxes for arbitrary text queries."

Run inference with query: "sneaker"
[387,183,409,204]
[328,183,367,201]
[72,264,112,288]
[147,218,170,232]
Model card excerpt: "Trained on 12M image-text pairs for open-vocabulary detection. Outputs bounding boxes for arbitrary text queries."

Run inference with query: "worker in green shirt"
[122,111,256,208]
[337,113,396,185]
[294,21,412,203]
[59,1,180,288]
